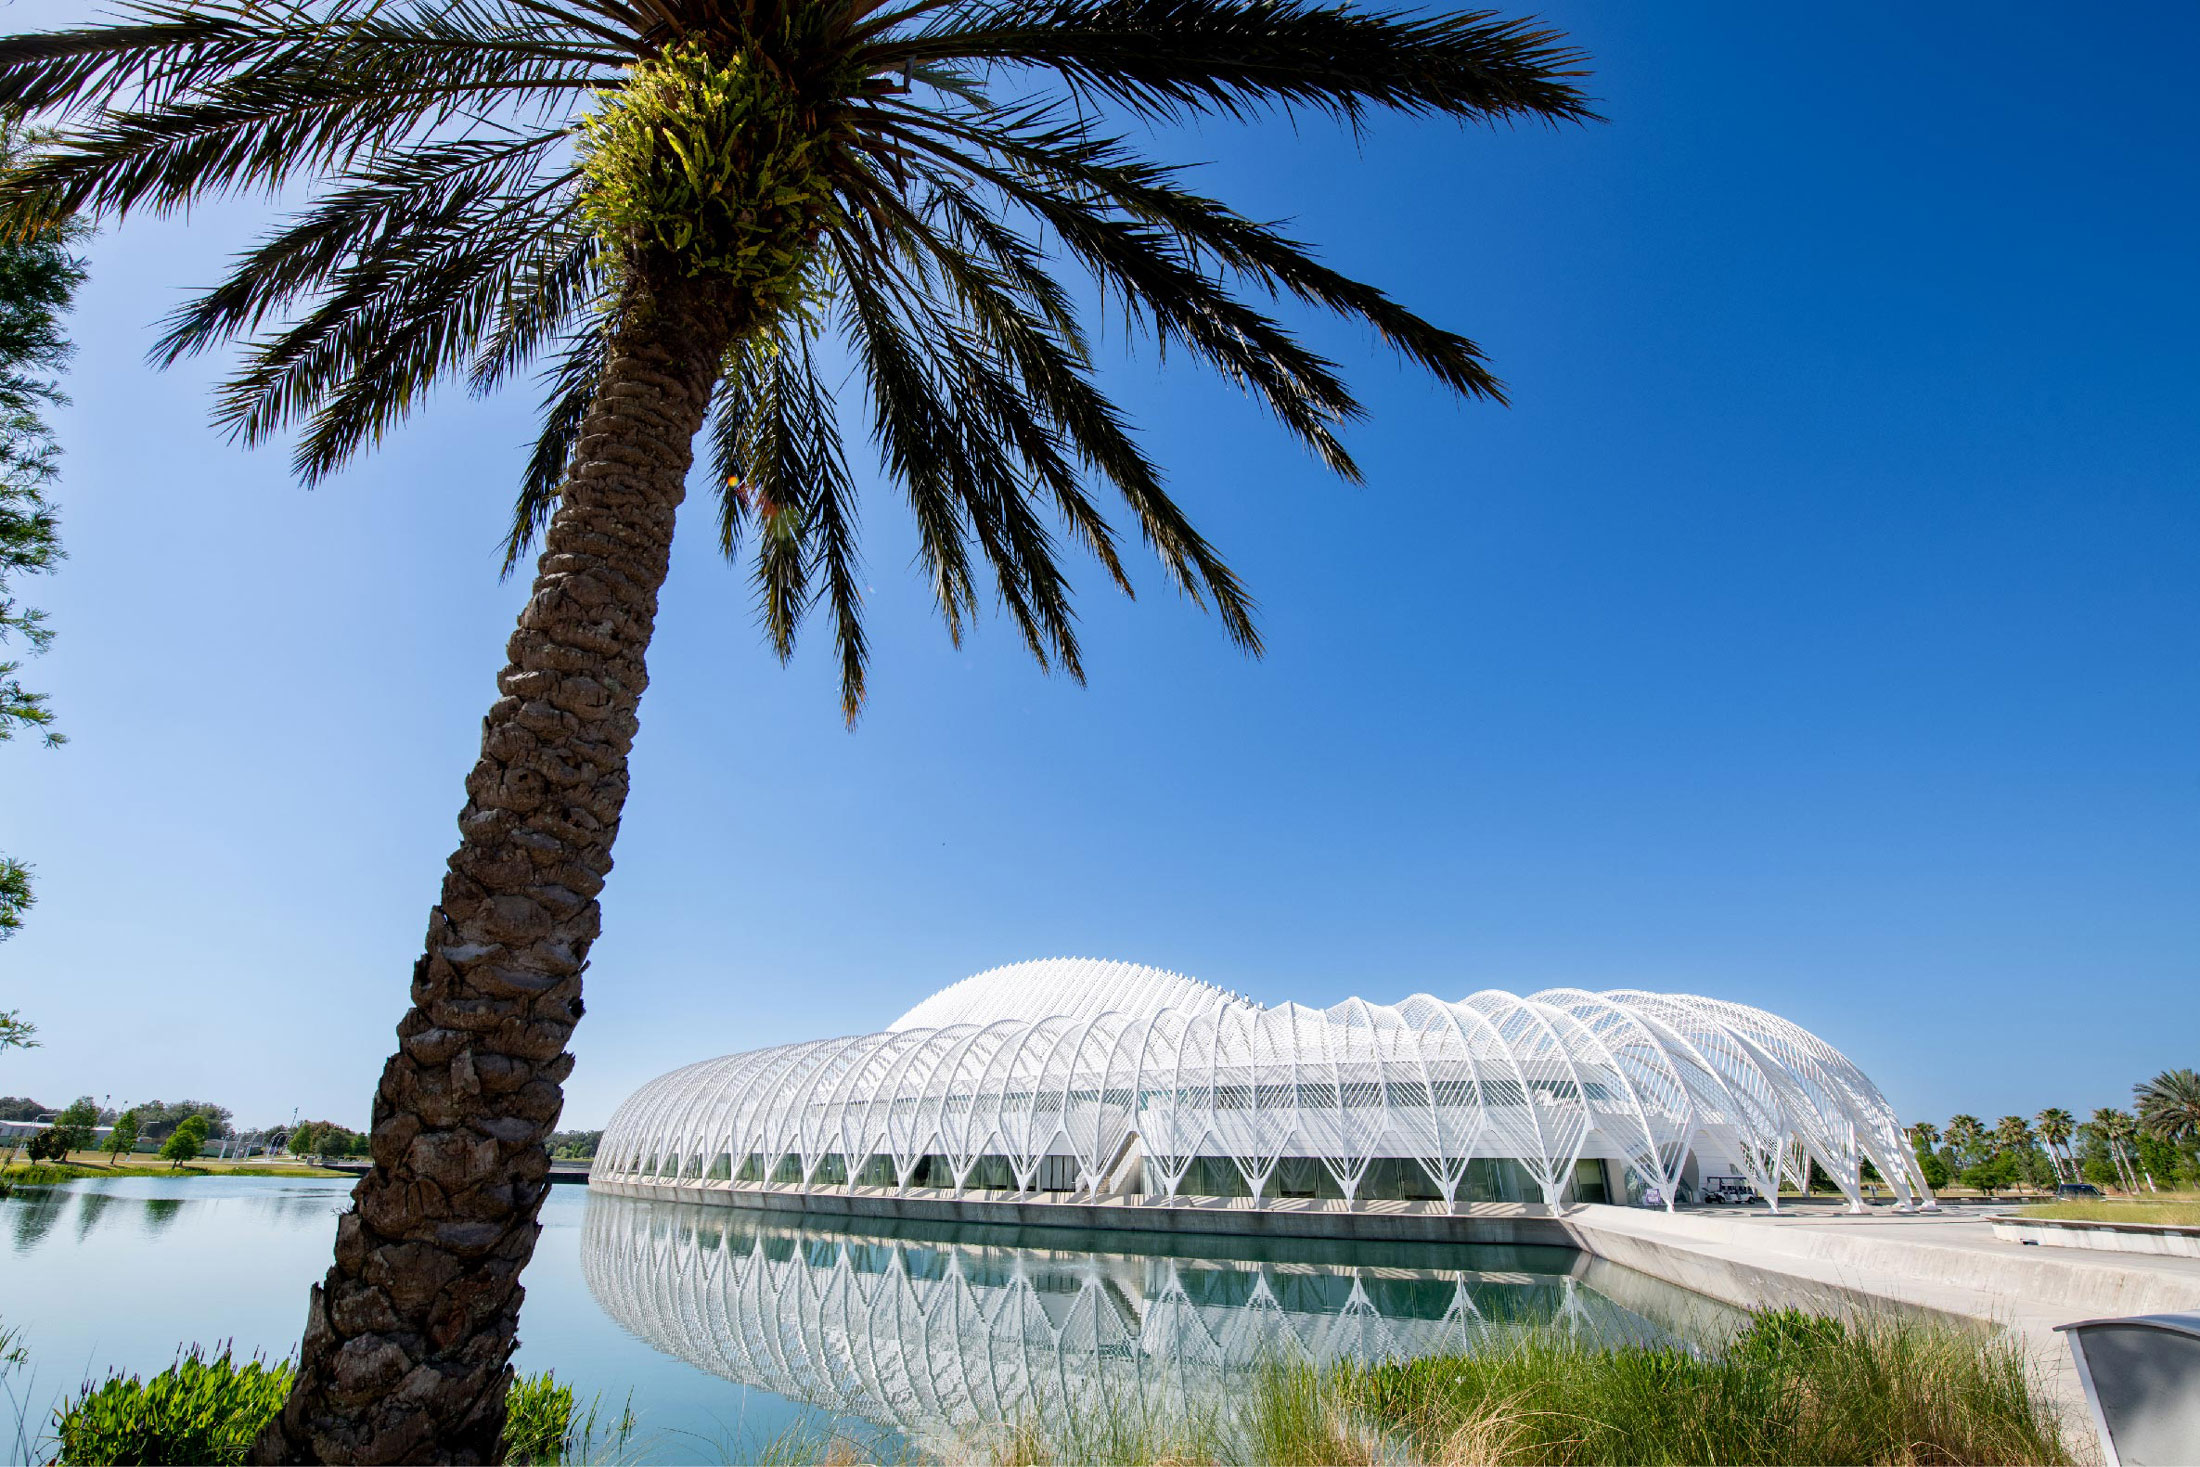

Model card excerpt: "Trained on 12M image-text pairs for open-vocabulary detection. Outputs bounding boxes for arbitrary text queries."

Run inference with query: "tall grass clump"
[53,1346,289,1466]
[0,1161,104,1186]
[1338,1308,2070,1467]
[502,1371,579,1465]
[2,1317,36,1467]
[983,1310,2065,1467]
[52,1350,600,1465]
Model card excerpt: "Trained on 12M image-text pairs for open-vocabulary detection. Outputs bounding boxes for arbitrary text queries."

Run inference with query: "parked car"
[2055,1181,2103,1199]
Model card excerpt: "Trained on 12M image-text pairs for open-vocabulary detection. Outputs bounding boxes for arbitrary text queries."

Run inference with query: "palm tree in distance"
[2135,1068,2200,1147]
[2105,1107,2156,1194]
[2090,1106,2141,1193]
[1906,1119,1940,1155]
[1945,1113,1985,1170]
[1992,1114,2035,1195]
[0,2,1592,1459]
[2035,1105,2075,1184]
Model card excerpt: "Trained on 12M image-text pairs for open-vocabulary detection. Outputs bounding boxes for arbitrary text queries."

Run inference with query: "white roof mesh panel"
[886,957,1258,1031]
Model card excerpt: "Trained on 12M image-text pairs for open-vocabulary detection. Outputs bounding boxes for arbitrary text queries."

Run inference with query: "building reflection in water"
[581,1195,1718,1450]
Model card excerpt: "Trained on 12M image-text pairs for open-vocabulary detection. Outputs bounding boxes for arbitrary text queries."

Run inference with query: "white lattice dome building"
[595,959,1934,1213]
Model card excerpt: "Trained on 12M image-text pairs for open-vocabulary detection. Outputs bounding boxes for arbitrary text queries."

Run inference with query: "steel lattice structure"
[580,1196,1669,1449]
[596,959,1934,1213]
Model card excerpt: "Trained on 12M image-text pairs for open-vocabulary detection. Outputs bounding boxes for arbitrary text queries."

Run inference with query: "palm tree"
[1992,1114,2037,1195]
[1906,1120,1940,1157]
[1945,1114,1985,1168]
[2135,1068,2200,1146]
[0,1,1592,1456]
[2103,1107,2156,1194]
[2090,1106,2138,1192]
[2035,1106,2075,1183]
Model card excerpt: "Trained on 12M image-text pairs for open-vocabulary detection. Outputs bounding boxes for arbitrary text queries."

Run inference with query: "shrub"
[1959,1151,2018,1197]
[24,1128,65,1163]
[1917,1150,1951,1189]
[54,1346,289,1466]
[54,1352,582,1466]
[158,1116,208,1168]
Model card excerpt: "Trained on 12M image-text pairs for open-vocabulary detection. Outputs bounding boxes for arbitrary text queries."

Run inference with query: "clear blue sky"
[4,4,2194,1135]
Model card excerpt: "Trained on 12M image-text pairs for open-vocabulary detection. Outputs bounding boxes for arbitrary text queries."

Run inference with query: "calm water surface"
[1,1178,1736,1460]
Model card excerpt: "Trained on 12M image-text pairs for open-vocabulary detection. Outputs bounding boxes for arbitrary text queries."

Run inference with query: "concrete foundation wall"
[589,1177,1577,1247]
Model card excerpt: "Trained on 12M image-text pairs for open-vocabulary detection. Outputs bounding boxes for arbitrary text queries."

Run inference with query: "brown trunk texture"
[258,271,736,1464]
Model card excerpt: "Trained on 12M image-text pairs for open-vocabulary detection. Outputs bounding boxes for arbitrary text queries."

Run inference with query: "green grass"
[0,1162,109,1186]
[51,1349,606,1466]
[969,1310,2071,1467]
[0,1158,349,1184]
[2018,1198,2200,1226]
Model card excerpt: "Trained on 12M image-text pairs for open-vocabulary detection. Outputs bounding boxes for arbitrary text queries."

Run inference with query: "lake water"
[1,1178,1739,1461]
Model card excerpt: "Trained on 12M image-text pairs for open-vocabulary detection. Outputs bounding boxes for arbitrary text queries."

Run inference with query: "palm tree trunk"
[257,268,737,1465]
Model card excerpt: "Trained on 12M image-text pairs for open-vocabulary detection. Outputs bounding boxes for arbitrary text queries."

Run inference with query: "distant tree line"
[548,1130,600,1160]
[0,1094,232,1139]
[1908,1066,2200,1198]
[0,1090,383,1165]
[284,1120,366,1159]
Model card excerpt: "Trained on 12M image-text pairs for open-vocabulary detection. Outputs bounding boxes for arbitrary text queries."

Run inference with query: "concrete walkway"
[1565,1201,2200,1326]
[1562,1200,2200,1440]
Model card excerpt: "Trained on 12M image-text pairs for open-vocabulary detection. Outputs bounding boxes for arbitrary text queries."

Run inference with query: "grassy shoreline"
[6,1307,2070,1467]
[1,1157,350,1186]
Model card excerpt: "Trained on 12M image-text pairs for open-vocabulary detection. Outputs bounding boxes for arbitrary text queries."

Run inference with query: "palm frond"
[836,217,1090,680]
[152,133,575,364]
[876,111,1366,476]
[710,326,870,719]
[840,168,1129,588]
[830,229,979,648]
[872,0,1595,127]
[501,327,604,575]
[853,166,1258,642]
[3,34,609,231]
[876,100,1503,400]
[0,2,290,117]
